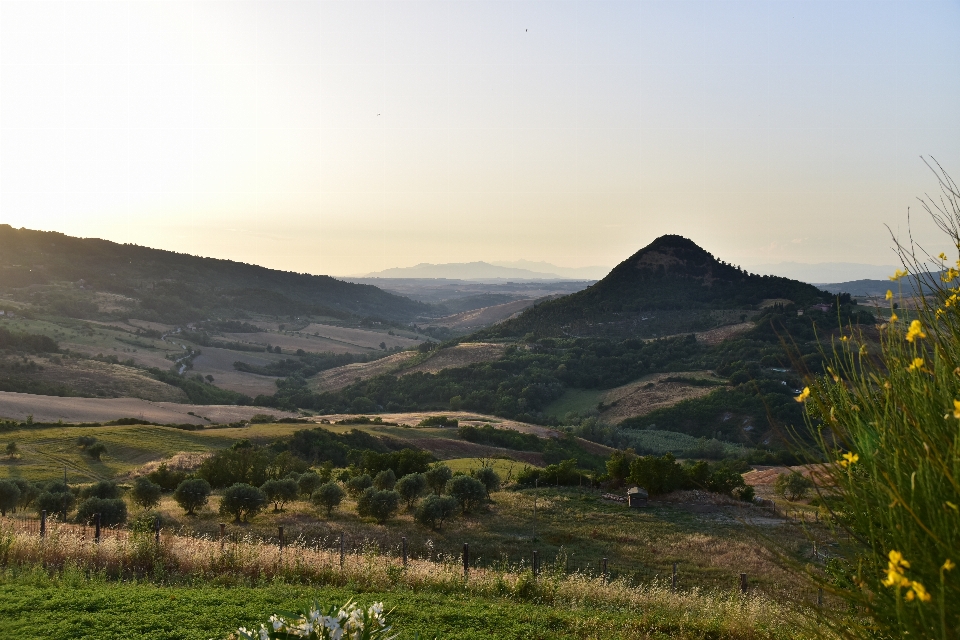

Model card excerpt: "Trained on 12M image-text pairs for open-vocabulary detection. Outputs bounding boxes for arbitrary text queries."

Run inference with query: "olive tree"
[395,473,426,509]
[219,483,267,523]
[130,477,162,510]
[312,481,345,516]
[173,478,212,515]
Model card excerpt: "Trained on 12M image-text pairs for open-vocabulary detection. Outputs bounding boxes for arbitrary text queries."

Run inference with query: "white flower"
[269,615,284,631]
[259,627,269,640]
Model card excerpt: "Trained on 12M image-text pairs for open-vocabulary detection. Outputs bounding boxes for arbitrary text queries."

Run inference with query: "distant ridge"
[479,235,831,339]
[360,261,591,280]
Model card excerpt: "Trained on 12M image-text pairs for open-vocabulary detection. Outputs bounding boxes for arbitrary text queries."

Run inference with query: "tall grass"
[803,162,959,638]
[0,518,807,639]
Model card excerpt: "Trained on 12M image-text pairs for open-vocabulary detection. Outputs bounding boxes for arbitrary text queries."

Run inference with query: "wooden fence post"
[740,573,748,594]
[402,537,407,567]
[40,510,46,539]
[672,562,677,591]
[94,513,101,544]
[602,557,608,580]
[463,543,469,580]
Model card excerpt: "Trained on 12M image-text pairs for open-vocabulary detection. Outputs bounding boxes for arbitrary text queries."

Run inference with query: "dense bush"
[86,443,107,460]
[173,478,211,515]
[35,488,75,519]
[356,487,400,523]
[147,462,187,492]
[197,440,275,489]
[219,483,267,523]
[414,494,458,530]
[80,481,119,500]
[76,497,127,526]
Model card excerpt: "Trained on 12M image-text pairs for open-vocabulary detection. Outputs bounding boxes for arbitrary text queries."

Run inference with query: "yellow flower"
[940,252,948,261]
[885,290,893,300]
[953,400,960,420]
[907,357,924,372]
[944,559,956,572]
[890,269,909,281]
[909,581,931,602]
[905,320,927,342]
[883,550,912,588]
[942,268,960,283]
[839,451,859,468]
[890,312,898,323]
[794,387,810,403]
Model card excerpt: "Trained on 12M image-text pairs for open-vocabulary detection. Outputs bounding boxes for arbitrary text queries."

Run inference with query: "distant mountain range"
[359,260,607,281]
[479,235,831,339]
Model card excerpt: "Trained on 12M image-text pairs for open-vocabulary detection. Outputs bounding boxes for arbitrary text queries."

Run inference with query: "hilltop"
[480,235,832,339]
[0,225,429,324]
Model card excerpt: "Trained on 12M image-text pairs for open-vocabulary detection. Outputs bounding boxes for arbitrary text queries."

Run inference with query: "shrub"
[219,483,267,523]
[447,475,487,513]
[197,440,273,488]
[76,497,127,526]
[356,487,400,524]
[414,494,458,530]
[130,477,162,510]
[147,462,187,492]
[77,435,97,448]
[5,441,16,458]
[172,478,211,515]
[0,480,20,516]
[312,481,345,516]
[419,415,458,427]
[395,473,426,509]
[86,442,107,460]
[424,464,451,496]
[297,471,323,497]
[345,474,373,498]
[260,478,298,512]
[773,471,813,501]
[628,452,686,496]
[472,466,501,496]
[373,468,396,490]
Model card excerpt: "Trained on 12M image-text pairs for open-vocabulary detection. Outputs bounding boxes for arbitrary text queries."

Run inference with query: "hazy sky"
[1,1,958,278]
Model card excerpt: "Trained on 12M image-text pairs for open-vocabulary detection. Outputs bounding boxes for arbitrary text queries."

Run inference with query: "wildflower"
[839,452,859,468]
[890,312,898,323]
[906,581,931,602]
[907,357,924,372]
[886,290,893,300]
[943,268,960,283]
[882,550,911,588]
[859,344,868,356]
[905,320,926,342]
[840,335,849,342]
[940,252,948,261]
[953,400,960,420]
[794,387,810,403]
[944,559,956,571]
[890,269,908,281]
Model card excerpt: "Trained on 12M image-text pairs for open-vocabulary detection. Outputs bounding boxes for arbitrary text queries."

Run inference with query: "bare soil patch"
[0,391,295,424]
[599,372,721,423]
[694,322,754,345]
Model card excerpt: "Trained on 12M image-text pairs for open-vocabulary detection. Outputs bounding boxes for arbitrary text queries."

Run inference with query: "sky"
[1,1,958,279]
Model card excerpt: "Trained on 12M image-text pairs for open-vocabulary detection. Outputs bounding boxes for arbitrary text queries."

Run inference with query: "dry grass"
[427,299,539,331]
[0,517,816,638]
[599,372,722,424]
[400,343,508,376]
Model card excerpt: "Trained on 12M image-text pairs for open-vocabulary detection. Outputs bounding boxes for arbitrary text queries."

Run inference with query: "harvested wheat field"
[428,299,539,331]
[599,372,723,424]
[0,391,296,424]
[401,343,508,375]
[694,322,755,345]
[312,351,420,392]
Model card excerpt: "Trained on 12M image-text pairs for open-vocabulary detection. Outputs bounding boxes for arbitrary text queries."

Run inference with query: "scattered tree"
[472,467,501,496]
[424,464,452,496]
[297,471,323,497]
[414,494,458,530]
[148,462,187,492]
[373,469,396,490]
[12,479,39,511]
[86,443,107,461]
[130,477,162,510]
[5,442,17,459]
[173,478,212,515]
[395,473,426,509]
[447,475,487,513]
[36,487,75,520]
[774,471,814,501]
[0,480,21,516]
[260,478,299,512]
[312,481,345,516]
[77,435,97,449]
[81,480,119,500]
[219,483,267,523]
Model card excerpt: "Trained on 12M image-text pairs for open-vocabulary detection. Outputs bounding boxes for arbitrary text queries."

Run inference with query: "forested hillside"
[0,225,429,323]
[481,235,831,339]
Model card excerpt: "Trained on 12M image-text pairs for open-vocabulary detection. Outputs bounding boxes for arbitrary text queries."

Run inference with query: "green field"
[543,388,605,418]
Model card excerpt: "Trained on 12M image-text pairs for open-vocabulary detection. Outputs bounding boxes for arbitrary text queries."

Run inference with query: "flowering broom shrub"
[800,163,959,638]
[233,599,395,640]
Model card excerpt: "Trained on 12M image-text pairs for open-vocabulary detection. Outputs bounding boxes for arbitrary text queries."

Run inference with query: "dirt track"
[0,391,296,424]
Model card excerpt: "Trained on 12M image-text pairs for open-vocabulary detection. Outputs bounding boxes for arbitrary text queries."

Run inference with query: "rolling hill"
[0,225,430,324]
[479,235,832,339]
